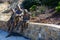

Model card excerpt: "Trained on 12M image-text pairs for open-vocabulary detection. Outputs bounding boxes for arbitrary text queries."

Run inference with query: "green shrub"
[55,2,60,12]
[30,5,37,11]
[22,0,40,10]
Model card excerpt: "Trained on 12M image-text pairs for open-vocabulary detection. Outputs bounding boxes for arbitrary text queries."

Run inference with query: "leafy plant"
[30,5,37,11]
[55,2,60,12]
[22,0,40,10]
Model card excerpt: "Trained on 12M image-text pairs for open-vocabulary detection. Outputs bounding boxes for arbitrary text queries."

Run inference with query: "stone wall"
[0,21,8,31]
[24,22,60,40]
[0,21,60,40]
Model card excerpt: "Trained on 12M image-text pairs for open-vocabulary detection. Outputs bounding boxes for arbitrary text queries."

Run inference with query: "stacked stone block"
[24,23,60,40]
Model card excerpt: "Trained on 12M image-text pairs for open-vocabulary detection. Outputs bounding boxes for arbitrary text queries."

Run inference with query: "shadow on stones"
[6,32,31,40]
